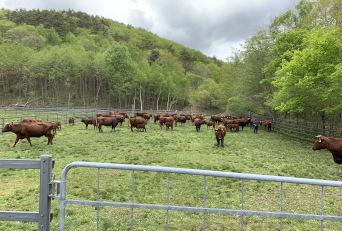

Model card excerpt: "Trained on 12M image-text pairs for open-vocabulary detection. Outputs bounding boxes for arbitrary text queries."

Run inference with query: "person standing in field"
[253,119,259,134]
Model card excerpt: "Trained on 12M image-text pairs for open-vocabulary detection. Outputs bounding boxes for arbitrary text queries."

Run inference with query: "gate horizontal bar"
[0,211,39,222]
[61,161,342,188]
[0,159,41,169]
[64,199,342,222]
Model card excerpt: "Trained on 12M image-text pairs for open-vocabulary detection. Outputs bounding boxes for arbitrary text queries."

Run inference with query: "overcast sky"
[2,0,301,61]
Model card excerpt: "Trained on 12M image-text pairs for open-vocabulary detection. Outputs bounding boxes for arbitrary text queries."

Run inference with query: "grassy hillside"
[1,113,342,230]
[0,9,227,112]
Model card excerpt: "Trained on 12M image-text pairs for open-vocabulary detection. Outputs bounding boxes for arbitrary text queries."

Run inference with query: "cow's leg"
[26,136,33,147]
[221,138,224,147]
[46,134,52,145]
[49,134,54,145]
[13,136,20,147]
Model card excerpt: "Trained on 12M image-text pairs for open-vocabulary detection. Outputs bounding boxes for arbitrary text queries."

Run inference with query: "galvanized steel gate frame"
[2,156,342,230]
[57,162,342,231]
[0,155,54,231]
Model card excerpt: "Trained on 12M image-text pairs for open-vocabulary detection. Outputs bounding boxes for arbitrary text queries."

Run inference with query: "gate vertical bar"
[321,186,324,231]
[280,182,283,231]
[203,176,207,231]
[166,173,170,231]
[39,155,53,231]
[59,174,66,231]
[97,168,100,231]
[131,170,135,231]
[241,179,244,231]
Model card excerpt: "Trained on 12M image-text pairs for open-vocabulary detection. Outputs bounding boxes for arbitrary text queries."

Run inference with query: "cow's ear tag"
[318,139,322,142]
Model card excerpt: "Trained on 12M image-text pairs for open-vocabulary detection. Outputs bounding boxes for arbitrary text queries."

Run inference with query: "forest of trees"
[0,0,341,123]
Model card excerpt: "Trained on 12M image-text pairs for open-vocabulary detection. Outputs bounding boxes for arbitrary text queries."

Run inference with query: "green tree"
[36,24,60,46]
[268,28,342,123]
[105,43,134,107]
[0,43,33,104]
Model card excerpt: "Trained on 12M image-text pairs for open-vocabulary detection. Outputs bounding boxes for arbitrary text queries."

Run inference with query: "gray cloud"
[2,0,301,60]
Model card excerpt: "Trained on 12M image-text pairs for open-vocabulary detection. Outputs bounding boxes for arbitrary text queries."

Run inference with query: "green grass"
[1,116,342,230]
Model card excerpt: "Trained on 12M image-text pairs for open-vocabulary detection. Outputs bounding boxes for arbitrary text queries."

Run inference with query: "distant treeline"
[0,8,224,111]
[0,0,341,125]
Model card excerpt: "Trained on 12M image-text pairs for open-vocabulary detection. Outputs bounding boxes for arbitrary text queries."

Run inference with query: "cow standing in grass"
[97,117,119,132]
[312,135,342,164]
[129,117,147,132]
[215,125,226,147]
[81,119,97,129]
[194,118,207,132]
[2,122,54,147]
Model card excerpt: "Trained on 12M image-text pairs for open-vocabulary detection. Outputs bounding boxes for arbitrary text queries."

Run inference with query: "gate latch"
[49,175,60,199]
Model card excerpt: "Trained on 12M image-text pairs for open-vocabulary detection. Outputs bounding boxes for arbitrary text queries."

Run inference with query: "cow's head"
[2,122,13,132]
[312,135,326,150]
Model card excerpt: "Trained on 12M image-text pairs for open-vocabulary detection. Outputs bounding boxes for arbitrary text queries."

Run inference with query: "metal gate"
[56,161,342,231]
[2,156,342,230]
[0,155,53,231]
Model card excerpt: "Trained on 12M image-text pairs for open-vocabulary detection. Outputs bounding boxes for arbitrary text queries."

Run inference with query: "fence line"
[1,107,341,139]
[272,117,342,139]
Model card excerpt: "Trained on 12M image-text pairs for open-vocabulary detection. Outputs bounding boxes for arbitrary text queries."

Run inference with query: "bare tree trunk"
[156,89,161,112]
[167,92,171,111]
[95,80,102,106]
[133,87,136,109]
[67,92,70,107]
[140,86,143,111]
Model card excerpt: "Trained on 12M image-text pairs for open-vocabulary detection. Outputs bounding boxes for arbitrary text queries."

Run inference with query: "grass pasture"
[1,115,342,230]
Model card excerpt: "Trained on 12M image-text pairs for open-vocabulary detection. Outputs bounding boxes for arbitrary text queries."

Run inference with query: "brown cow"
[129,117,147,132]
[2,122,54,147]
[191,114,205,124]
[96,113,110,117]
[207,121,215,130]
[22,119,42,123]
[111,115,125,126]
[165,121,173,130]
[215,125,227,147]
[194,118,207,132]
[136,123,147,132]
[51,121,61,134]
[210,115,223,124]
[159,117,174,129]
[236,118,248,131]
[68,117,75,125]
[312,135,342,164]
[142,113,152,120]
[222,119,237,127]
[264,120,272,132]
[153,114,161,124]
[134,112,146,117]
[175,116,187,127]
[227,123,239,132]
[81,119,97,129]
[97,117,119,132]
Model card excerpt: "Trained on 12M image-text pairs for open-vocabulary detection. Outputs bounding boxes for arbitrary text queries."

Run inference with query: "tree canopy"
[0,1,341,123]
